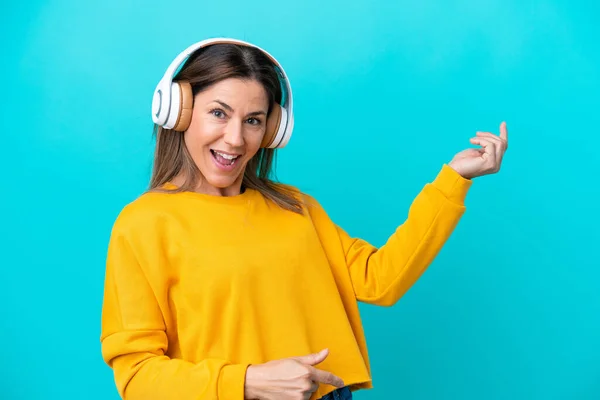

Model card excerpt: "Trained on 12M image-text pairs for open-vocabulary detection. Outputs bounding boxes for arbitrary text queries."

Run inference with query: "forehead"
[197,78,268,105]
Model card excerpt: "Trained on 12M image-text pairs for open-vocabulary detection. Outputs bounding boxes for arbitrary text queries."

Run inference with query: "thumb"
[499,121,508,140]
[290,348,329,366]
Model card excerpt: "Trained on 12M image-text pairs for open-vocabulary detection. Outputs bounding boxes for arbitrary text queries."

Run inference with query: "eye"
[246,117,262,126]
[210,108,226,118]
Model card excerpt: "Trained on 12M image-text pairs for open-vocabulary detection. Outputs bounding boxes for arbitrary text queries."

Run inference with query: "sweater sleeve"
[310,164,472,307]
[100,222,249,400]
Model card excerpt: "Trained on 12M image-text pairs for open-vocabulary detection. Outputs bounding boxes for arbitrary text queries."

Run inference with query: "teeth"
[214,151,238,160]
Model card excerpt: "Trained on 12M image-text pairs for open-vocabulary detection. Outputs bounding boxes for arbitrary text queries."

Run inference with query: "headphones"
[151,38,294,149]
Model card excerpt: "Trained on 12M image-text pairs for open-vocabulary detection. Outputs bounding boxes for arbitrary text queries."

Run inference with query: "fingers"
[291,348,329,366]
[473,134,500,160]
[470,136,497,154]
[476,130,507,151]
[308,366,345,388]
[289,348,345,389]
[476,123,508,151]
[310,381,319,393]
[470,137,497,163]
[470,136,505,173]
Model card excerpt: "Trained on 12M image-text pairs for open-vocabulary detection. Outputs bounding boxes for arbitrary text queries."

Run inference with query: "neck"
[170,173,245,197]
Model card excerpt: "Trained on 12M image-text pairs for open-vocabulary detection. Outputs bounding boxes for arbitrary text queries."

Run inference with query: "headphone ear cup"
[172,81,194,132]
[262,103,282,148]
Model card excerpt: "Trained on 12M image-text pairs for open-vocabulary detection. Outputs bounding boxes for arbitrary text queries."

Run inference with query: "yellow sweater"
[100,164,472,400]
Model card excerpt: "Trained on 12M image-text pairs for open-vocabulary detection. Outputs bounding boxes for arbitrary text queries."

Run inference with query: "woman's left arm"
[310,123,508,306]
[335,164,472,306]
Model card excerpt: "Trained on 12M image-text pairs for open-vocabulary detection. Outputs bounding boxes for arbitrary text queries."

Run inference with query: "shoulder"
[269,182,330,223]
[269,182,321,207]
[109,191,170,238]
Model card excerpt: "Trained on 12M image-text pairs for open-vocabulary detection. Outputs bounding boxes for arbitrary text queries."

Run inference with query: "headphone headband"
[151,37,294,149]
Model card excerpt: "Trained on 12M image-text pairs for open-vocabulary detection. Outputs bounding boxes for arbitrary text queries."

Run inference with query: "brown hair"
[147,43,304,214]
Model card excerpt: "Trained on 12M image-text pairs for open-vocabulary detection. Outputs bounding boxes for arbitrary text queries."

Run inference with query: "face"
[183,78,269,196]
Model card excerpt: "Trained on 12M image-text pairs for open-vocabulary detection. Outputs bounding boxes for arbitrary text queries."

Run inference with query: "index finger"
[309,366,345,388]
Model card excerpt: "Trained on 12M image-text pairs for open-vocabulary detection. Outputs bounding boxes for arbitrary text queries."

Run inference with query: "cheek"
[183,131,201,161]
[244,129,265,155]
[184,118,220,151]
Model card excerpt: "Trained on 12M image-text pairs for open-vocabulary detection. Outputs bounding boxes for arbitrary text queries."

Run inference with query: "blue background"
[2,0,599,399]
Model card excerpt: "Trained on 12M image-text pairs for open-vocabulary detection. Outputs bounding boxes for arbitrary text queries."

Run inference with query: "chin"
[199,163,247,194]
[206,176,242,190]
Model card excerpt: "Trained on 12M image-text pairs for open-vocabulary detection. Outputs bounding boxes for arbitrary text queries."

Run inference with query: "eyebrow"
[214,100,267,117]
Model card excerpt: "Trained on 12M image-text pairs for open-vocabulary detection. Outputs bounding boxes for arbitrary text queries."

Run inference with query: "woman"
[100,38,508,400]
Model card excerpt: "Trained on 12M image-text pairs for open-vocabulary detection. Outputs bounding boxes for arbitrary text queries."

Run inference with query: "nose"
[223,120,244,148]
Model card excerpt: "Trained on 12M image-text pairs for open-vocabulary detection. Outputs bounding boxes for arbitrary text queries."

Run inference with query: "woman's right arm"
[101,216,344,400]
[100,228,249,400]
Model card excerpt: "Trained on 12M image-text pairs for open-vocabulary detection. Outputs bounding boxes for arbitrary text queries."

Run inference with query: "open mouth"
[210,149,241,167]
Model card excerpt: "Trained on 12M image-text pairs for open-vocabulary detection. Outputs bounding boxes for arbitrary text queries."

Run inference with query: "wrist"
[244,365,264,399]
[447,162,473,180]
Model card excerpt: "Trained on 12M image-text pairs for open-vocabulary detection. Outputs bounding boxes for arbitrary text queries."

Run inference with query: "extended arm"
[308,164,472,307]
[338,121,509,305]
